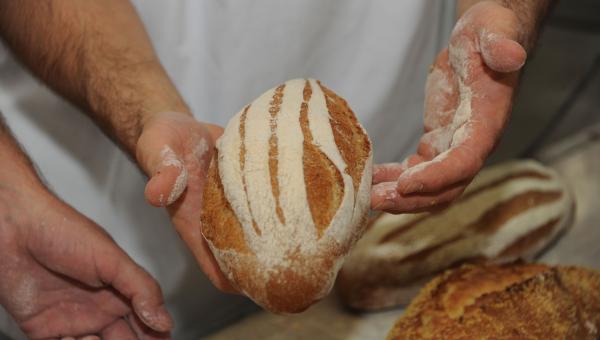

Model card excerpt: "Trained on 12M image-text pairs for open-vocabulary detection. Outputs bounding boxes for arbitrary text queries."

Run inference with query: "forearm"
[458,0,555,51]
[0,115,44,193]
[0,0,189,155]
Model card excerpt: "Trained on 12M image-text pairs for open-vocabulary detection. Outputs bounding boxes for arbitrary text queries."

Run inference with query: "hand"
[0,183,173,339]
[371,1,526,213]
[136,112,235,293]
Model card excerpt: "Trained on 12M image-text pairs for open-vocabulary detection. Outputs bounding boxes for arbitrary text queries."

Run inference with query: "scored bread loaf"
[338,160,574,310]
[388,263,600,339]
[201,78,372,313]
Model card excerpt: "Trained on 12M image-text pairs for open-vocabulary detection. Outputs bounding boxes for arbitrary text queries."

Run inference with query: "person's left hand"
[136,112,235,293]
[371,1,527,213]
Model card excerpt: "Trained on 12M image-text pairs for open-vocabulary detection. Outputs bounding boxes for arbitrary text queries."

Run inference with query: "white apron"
[0,1,454,338]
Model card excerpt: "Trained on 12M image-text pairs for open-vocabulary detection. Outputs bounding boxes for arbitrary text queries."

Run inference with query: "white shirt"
[0,1,454,338]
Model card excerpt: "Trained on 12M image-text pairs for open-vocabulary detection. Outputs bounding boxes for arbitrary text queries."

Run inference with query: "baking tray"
[206,125,600,340]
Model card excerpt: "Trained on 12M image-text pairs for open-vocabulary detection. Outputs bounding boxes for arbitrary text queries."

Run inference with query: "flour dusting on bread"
[202,79,372,313]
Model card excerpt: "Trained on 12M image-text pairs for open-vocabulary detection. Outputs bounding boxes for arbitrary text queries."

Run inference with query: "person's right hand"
[136,111,235,293]
[0,181,173,339]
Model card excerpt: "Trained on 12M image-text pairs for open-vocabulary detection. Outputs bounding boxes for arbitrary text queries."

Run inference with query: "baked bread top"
[338,160,574,310]
[201,78,372,313]
[388,263,600,340]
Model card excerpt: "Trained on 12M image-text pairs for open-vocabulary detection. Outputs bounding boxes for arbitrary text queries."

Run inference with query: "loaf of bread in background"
[338,160,574,310]
[201,79,372,313]
[388,263,600,339]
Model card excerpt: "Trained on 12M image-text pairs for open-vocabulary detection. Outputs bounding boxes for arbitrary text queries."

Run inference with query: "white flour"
[160,145,188,205]
[214,78,372,280]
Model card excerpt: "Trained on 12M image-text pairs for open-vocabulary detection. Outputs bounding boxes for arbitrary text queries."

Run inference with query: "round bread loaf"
[388,263,600,339]
[338,160,574,311]
[201,78,372,313]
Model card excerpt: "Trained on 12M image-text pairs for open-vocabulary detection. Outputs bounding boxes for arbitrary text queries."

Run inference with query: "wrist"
[495,0,554,51]
[83,58,191,156]
[458,0,554,52]
[0,172,49,245]
[0,153,47,200]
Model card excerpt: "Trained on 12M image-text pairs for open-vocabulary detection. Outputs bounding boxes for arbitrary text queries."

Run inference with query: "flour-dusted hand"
[0,178,172,339]
[136,112,235,293]
[372,1,536,213]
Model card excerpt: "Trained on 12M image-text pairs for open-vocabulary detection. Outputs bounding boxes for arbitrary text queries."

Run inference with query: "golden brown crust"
[200,79,372,313]
[201,150,249,254]
[300,80,344,237]
[338,162,573,311]
[471,191,562,234]
[388,263,600,340]
[265,253,334,313]
[378,172,553,244]
[318,81,371,197]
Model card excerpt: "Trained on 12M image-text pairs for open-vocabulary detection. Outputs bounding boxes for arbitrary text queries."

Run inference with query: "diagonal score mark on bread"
[382,190,563,266]
[338,160,574,311]
[268,84,286,226]
[379,170,553,243]
[299,80,344,237]
[318,81,370,204]
[201,79,372,313]
[376,163,567,260]
[239,104,262,235]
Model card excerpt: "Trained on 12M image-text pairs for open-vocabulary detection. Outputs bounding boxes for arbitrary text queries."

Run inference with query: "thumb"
[475,3,527,72]
[145,145,188,207]
[137,123,189,208]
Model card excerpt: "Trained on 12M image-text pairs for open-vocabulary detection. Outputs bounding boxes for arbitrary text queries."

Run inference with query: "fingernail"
[372,182,399,210]
[139,305,174,332]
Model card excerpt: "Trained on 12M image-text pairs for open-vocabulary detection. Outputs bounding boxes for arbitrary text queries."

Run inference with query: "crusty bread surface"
[338,160,574,311]
[201,79,372,313]
[388,263,600,340]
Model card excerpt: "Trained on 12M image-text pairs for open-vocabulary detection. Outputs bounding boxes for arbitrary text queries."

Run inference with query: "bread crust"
[338,160,574,311]
[387,263,600,340]
[201,79,372,313]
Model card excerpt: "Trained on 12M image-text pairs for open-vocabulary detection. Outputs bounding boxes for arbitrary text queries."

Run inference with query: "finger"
[78,335,102,340]
[96,251,174,333]
[417,126,455,159]
[479,33,526,73]
[203,122,225,141]
[372,155,425,186]
[143,145,189,207]
[396,130,485,196]
[183,224,238,294]
[372,181,467,214]
[101,319,137,340]
[471,2,527,72]
[166,155,238,294]
[127,313,172,340]
[136,114,196,207]
[144,149,188,207]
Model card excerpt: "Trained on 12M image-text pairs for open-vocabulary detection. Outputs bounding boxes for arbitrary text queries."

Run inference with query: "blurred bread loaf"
[338,160,574,310]
[388,263,600,339]
[201,79,372,313]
